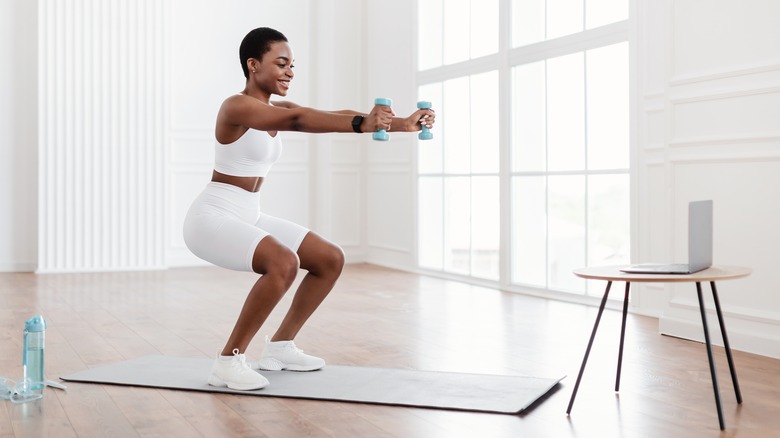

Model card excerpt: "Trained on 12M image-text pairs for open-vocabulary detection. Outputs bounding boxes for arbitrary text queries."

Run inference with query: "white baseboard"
[0,261,37,272]
[165,249,211,268]
[365,246,415,272]
[660,312,780,359]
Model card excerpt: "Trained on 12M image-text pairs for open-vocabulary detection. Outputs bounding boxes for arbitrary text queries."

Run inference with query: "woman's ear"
[247,58,259,74]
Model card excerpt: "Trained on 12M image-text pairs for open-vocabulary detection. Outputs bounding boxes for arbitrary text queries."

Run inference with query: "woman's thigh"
[184,212,269,272]
[254,212,310,253]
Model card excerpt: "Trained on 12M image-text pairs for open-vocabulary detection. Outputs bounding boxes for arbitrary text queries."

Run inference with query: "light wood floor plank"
[54,384,139,437]
[103,385,202,438]
[160,389,269,438]
[0,401,14,438]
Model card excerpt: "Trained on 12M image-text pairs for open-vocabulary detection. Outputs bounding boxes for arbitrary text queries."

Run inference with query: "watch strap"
[351,115,364,133]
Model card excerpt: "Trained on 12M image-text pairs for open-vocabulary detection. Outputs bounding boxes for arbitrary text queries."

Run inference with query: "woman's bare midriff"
[211,170,264,192]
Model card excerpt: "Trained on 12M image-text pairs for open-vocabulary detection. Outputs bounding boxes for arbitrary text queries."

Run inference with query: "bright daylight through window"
[417,0,629,297]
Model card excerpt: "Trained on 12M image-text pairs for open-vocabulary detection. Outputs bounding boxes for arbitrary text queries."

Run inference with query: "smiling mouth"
[279,80,290,89]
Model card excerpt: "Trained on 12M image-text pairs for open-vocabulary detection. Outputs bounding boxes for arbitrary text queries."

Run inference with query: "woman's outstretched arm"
[219,95,394,134]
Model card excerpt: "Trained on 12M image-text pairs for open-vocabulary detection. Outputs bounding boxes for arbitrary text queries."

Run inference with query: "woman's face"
[249,41,295,97]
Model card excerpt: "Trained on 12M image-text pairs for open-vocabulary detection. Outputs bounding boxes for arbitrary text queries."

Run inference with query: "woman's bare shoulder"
[221,93,262,108]
[218,94,270,122]
[270,100,301,109]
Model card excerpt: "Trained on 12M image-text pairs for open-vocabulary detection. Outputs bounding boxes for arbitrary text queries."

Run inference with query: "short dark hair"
[239,27,289,79]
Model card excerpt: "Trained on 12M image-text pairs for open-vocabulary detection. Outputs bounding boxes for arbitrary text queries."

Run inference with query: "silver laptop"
[620,200,713,274]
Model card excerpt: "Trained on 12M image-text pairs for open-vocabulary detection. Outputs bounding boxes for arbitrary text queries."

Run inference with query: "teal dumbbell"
[372,98,392,141]
[417,101,433,140]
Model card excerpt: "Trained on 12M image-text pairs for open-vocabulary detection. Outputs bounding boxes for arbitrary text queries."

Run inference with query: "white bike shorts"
[183,182,309,272]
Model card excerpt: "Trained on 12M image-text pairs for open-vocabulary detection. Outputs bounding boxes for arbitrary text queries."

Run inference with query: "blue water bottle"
[23,315,46,390]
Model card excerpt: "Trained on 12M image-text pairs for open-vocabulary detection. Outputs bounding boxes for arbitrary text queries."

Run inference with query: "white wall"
[363,2,419,272]
[306,1,366,261]
[634,0,780,358]
[38,0,168,272]
[0,0,37,272]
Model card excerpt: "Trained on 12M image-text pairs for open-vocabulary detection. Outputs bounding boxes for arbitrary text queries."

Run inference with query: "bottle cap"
[24,315,46,332]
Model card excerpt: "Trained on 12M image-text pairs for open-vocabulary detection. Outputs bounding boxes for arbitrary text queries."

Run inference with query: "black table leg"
[615,282,631,391]
[697,281,725,430]
[567,281,612,415]
[710,281,742,404]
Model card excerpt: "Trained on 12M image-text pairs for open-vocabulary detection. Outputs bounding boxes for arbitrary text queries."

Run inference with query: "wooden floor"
[1,264,779,437]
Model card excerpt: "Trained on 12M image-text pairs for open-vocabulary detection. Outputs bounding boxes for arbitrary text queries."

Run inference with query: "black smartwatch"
[351,115,364,133]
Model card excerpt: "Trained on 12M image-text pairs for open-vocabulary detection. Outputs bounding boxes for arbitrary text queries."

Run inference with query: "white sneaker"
[254,336,326,372]
[208,349,269,390]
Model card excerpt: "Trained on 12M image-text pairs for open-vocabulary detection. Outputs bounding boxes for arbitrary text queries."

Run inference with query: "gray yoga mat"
[61,356,564,414]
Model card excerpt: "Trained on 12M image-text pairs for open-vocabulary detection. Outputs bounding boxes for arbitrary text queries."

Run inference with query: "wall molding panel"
[38,0,169,272]
[670,61,780,87]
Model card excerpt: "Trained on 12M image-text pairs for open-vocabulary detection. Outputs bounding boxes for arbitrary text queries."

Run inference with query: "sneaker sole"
[255,358,325,372]
[254,357,285,371]
[208,374,268,391]
[285,363,325,372]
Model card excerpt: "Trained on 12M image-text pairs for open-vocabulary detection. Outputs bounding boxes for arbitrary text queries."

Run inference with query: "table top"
[573,265,752,283]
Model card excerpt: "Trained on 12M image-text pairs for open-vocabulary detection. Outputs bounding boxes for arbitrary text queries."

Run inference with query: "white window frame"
[414,0,634,304]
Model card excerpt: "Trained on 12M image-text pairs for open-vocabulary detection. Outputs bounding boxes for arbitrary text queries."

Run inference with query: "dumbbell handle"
[372,98,392,141]
[417,101,433,140]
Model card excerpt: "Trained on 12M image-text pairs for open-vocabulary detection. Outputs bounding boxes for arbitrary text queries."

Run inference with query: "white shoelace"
[265,336,304,354]
[229,349,255,374]
[280,342,304,354]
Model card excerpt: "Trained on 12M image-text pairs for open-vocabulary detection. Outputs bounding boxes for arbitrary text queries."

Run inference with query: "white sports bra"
[214,128,282,177]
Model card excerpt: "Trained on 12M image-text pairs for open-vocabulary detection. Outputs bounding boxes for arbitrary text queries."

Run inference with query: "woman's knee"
[316,243,345,278]
[298,233,345,277]
[279,249,301,281]
[332,244,346,272]
[252,238,300,286]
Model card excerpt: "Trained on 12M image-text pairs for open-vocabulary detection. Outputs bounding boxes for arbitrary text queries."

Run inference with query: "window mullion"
[498,0,512,287]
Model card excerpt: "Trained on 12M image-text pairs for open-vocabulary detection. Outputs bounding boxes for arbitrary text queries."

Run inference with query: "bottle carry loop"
[0,377,42,404]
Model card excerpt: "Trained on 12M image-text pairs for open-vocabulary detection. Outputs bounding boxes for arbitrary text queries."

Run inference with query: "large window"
[418,72,500,280]
[418,0,499,70]
[417,0,630,296]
